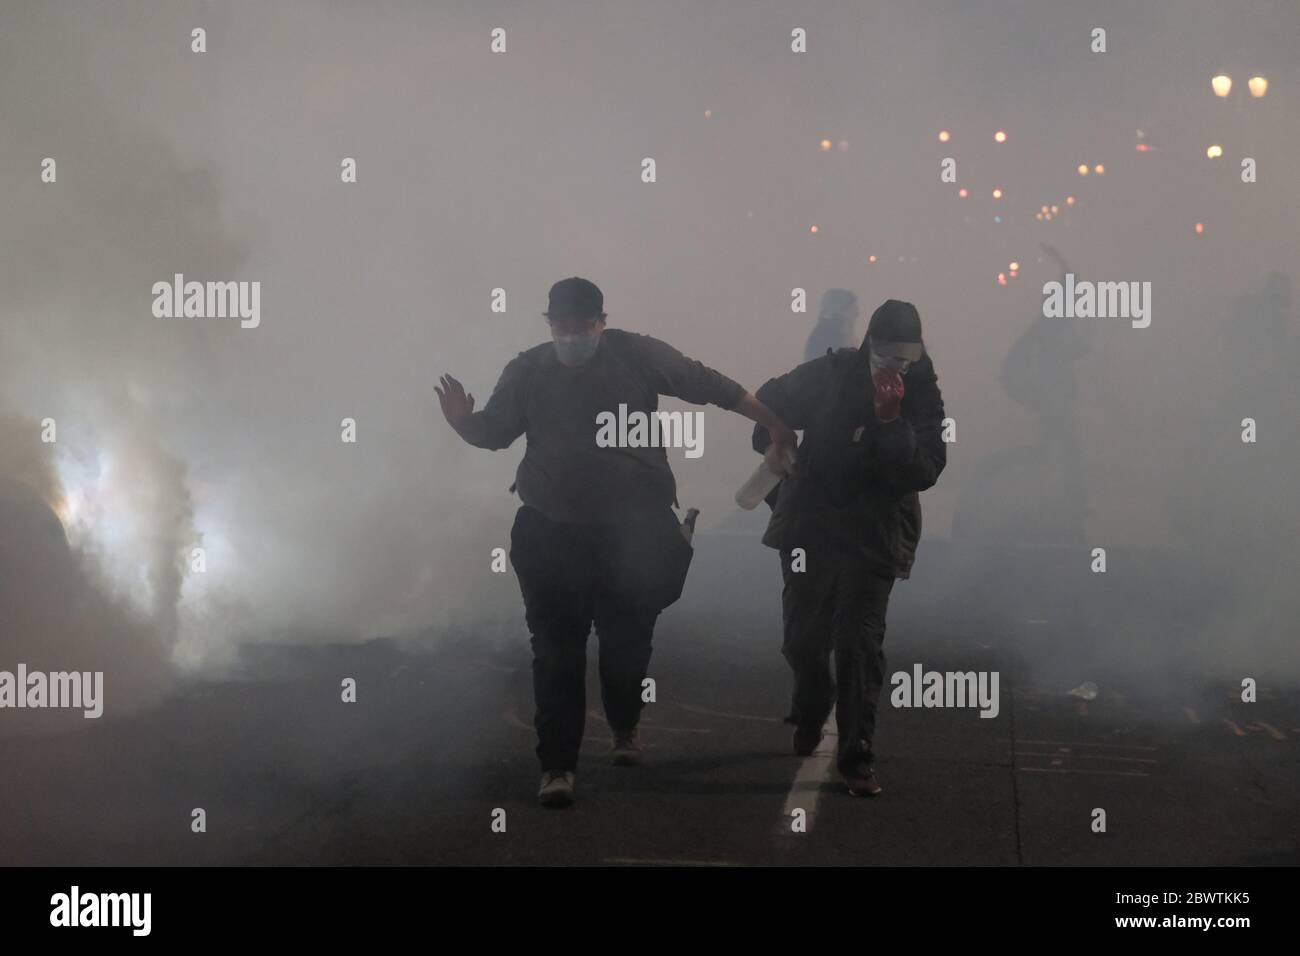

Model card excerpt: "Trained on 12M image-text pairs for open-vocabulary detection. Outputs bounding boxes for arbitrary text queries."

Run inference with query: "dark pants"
[780,547,895,775]
[510,505,665,773]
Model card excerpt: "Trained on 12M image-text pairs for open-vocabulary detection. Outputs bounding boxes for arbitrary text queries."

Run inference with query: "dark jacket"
[455,328,746,525]
[751,345,946,579]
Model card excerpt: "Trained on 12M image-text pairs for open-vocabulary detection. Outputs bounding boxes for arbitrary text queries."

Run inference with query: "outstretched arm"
[629,332,797,468]
[436,358,528,450]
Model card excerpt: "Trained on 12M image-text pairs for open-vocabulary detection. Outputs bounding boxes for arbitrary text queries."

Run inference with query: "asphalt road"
[2,533,1297,867]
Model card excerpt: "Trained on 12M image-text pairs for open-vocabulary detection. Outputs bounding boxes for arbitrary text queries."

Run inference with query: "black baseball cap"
[544,277,604,320]
[866,299,924,362]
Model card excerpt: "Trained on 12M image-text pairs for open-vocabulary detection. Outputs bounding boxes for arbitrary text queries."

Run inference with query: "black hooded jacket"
[751,340,947,579]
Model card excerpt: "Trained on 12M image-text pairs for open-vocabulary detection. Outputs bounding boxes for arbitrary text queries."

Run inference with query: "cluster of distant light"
[807,72,1270,262]
[819,138,850,153]
[936,129,1007,143]
[1034,196,1074,223]
[1211,74,1268,98]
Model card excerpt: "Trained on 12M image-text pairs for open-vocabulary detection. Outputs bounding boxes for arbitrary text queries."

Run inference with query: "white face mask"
[553,328,603,367]
[869,350,911,376]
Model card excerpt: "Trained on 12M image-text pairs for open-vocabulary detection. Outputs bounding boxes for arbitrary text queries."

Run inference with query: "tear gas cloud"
[2,0,1298,720]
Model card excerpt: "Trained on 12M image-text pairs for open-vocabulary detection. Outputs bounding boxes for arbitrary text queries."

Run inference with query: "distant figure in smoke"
[804,289,860,362]
[954,243,1088,547]
[437,278,795,808]
[997,242,1088,543]
[751,300,946,796]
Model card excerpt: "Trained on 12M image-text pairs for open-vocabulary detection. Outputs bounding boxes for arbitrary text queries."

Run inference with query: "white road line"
[1018,739,1158,751]
[604,857,741,867]
[1015,751,1158,764]
[679,703,783,723]
[778,713,838,839]
[1018,767,1150,777]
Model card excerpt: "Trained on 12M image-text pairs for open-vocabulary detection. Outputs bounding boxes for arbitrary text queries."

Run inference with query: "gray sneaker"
[612,728,643,766]
[538,770,575,808]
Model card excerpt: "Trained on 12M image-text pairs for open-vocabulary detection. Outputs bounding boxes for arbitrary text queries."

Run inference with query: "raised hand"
[872,367,905,422]
[435,374,475,430]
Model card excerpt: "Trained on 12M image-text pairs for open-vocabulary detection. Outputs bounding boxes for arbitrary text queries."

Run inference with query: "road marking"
[777,714,838,840]
[1019,739,1157,751]
[1254,722,1286,740]
[1018,767,1150,778]
[1015,751,1157,764]
[679,703,783,723]
[586,709,710,733]
[604,858,741,867]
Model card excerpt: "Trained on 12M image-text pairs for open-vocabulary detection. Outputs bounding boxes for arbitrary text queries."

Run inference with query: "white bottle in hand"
[735,447,796,510]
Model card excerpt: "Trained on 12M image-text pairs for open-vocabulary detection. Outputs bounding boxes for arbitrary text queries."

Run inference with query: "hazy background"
[2,0,1297,719]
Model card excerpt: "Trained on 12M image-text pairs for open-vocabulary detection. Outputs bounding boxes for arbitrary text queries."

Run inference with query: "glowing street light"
[1066,196,1075,205]
[1195,222,1205,235]
[994,130,1007,143]
[992,188,1003,199]
[819,139,833,152]
[958,188,968,198]
[1077,164,1090,176]
[1094,164,1105,175]
[1211,74,1233,98]
[938,130,951,142]
[1248,76,1268,98]
[1206,144,1223,158]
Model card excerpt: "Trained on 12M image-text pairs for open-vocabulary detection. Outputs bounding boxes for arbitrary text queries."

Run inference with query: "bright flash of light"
[1206,144,1223,158]
[1248,76,1267,98]
[1009,261,1020,271]
[1077,164,1089,176]
[1211,74,1232,98]
[994,130,1007,143]
[938,130,950,142]
[992,188,1003,199]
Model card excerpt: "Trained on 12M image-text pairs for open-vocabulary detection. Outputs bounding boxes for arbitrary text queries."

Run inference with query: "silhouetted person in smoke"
[997,242,1088,544]
[437,277,795,808]
[751,300,946,796]
[804,289,860,362]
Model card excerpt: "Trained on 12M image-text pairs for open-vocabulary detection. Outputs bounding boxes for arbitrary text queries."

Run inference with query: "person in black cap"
[750,299,946,797]
[436,277,796,808]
